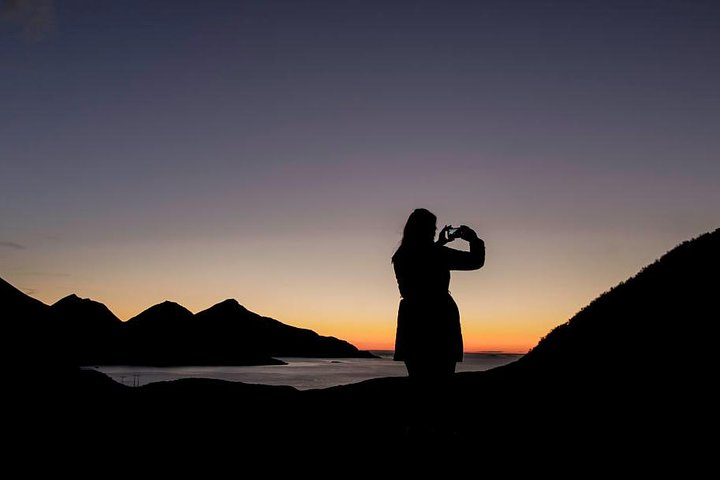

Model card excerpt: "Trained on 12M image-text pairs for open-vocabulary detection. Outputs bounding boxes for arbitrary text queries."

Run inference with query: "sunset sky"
[2,1,718,352]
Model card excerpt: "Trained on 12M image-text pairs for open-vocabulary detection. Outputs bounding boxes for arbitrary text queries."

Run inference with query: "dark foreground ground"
[15,361,710,472]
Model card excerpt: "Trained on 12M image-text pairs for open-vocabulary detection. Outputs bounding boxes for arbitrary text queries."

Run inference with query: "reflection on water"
[89,351,523,390]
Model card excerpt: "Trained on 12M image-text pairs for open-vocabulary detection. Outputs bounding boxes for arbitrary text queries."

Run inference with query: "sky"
[1,0,718,352]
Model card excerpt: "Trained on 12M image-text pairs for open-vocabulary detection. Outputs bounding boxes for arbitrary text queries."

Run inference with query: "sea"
[89,351,523,390]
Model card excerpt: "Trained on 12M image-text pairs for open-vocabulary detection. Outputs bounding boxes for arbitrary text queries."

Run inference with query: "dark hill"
[517,227,719,381]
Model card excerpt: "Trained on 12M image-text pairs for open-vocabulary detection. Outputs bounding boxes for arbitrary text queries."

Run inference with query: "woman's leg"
[403,359,456,435]
[404,359,426,378]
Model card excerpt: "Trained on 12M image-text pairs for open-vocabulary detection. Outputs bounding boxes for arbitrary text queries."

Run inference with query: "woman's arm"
[441,226,485,270]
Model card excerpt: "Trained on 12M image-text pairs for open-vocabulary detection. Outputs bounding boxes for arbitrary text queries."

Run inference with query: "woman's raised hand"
[437,225,452,245]
[459,225,479,241]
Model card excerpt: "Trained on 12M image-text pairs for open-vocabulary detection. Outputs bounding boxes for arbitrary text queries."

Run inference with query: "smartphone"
[447,227,460,237]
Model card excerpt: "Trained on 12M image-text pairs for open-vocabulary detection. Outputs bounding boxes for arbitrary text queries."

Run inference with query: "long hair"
[392,208,436,263]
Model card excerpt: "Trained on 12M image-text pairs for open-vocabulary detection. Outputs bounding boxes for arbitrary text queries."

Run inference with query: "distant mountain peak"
[219,298,241,307]
[55,293,83,304]
[127,300,194,324]
[54,293,117,309]
[152,300,191,311]
[206,298,248,312]
[49,292,122,329]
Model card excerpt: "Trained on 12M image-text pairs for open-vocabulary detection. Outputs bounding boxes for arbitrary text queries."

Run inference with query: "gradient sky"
[2,0,719,352]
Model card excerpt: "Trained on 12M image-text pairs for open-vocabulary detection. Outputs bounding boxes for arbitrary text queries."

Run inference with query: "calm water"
[90,351,523,390]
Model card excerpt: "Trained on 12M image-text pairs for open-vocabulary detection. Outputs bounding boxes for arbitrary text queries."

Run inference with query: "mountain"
[123,299,282,366]
[49,294,123,365]
[1,277,375,366]
[119,298,375,365]
[193,299,375,358]
[51,294,123,329]
[122,301,195,365]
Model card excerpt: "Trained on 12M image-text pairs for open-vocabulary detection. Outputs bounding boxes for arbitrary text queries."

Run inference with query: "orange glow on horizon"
[349,339,533,354]
[42,291,542,355]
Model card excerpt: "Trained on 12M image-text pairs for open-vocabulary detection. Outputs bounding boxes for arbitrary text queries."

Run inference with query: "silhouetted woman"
[392,208,485,380]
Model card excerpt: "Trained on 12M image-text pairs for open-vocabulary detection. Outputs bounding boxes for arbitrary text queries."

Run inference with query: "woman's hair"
[392,208,436,263]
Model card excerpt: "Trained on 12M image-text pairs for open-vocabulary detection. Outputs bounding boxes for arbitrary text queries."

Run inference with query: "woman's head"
[400,208,437,247]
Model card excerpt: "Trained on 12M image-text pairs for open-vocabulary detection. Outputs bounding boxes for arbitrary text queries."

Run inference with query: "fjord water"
[91,352,523,390]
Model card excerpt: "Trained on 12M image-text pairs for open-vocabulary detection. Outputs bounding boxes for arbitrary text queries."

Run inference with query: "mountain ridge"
[2,279,377,365]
